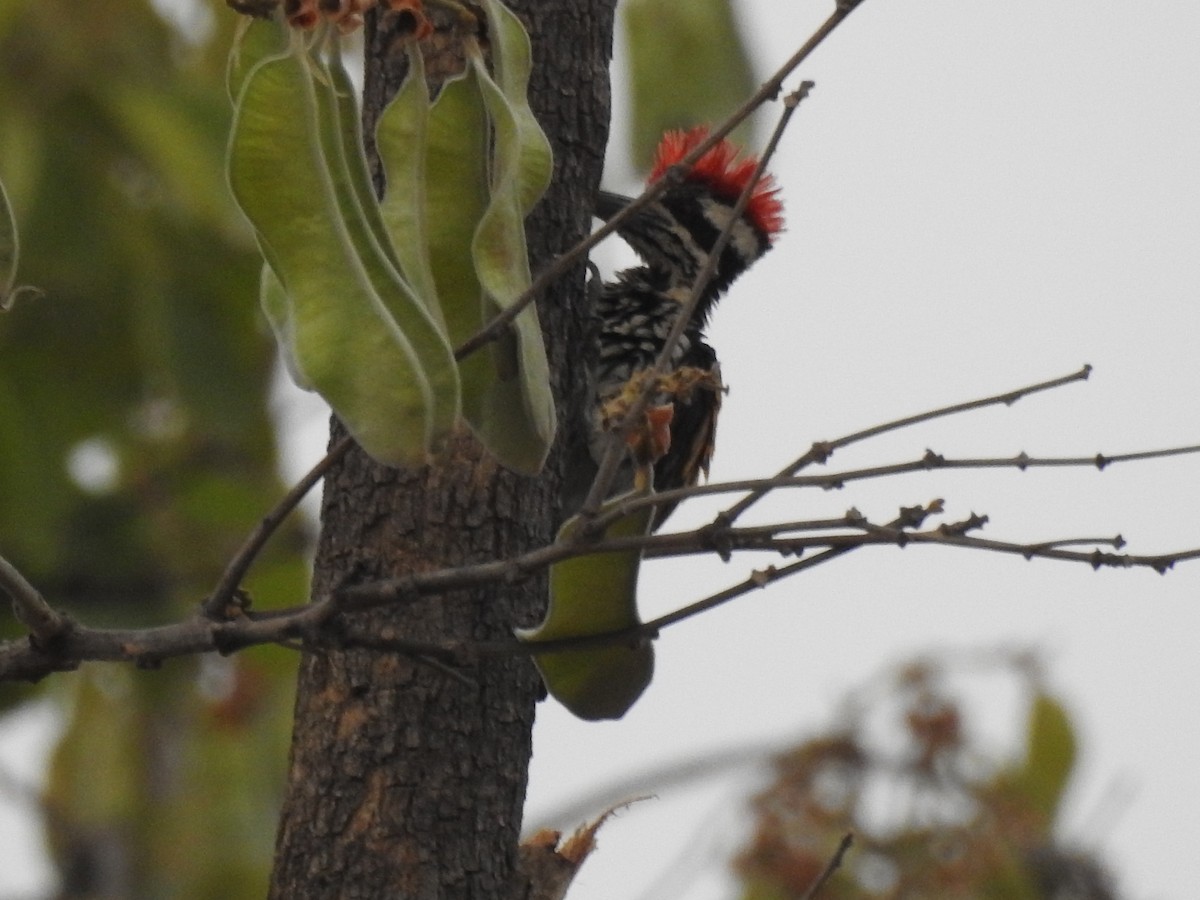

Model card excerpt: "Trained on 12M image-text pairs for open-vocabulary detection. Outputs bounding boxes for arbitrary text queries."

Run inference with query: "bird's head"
[597,126,784,321]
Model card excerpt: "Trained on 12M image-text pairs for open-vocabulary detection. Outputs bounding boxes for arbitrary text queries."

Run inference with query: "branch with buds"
[3,365,1199,683]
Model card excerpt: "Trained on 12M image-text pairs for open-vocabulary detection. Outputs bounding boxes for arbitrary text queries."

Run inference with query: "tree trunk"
[268,3,616,897]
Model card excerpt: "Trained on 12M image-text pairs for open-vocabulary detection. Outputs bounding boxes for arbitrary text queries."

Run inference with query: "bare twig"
[643,504,938,633]
[800,832,854,900]
[528,738,781,831]
[588,439,1200,531]
[336,624,476,686]
[332,505,877,610]
[0,600,336,682]
[0,551,69,646]
[203,435,353,618]
[908,526,1200,574]
[2,492,1197,682]
[716,364,1094,526]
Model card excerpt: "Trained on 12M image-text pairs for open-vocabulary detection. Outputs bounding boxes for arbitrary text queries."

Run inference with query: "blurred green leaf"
[46,671,142,827]
[46,657,296,899]
[624,0,758,170]
[1018,690,1078,822]
[0,0,282,611]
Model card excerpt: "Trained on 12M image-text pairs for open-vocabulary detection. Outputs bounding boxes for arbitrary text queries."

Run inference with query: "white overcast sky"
[3,2,1199,898]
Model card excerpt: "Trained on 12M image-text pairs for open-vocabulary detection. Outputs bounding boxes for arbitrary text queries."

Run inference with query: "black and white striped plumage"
[566,127,784,528]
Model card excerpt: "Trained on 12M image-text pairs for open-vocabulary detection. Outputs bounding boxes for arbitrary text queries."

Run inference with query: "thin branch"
[264,510,1189,668]
[642,505,936,633]
[417,506,943,664]
[589,439,1200,530]
[0,551,69,646]
[908,526,1200,574]
[334,464,1200,603]
[0,508,969,683]
[307,506,1194,657]
[336,624,477,686]
[528,738,782,831]
[0,599,335,682]
[305,513,920,664]
[1028,536,1126,551]
[717,364,1094,525]
[2,496,1198,682]
[801,832,854,900]
[330,507,870,610]
[203,435,353,618]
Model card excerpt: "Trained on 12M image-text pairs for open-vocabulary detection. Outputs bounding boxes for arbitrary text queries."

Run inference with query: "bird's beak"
[595,190,633,222]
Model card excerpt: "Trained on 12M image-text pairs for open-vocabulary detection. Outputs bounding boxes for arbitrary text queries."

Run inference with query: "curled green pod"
[466,45,555,473]
[407,69,489,354]
[229,17,306,386]
[409,58,553,474]
[478,0,553,215]
[229,46,436,465]
[517,497,656,720]
[374,45,441,318]
[309,41,460,442]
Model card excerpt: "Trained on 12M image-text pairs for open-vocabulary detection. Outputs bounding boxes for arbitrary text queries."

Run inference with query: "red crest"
[648,126,785,241]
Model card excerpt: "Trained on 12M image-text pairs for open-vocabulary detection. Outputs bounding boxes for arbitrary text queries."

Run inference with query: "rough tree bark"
[268,2,616,897]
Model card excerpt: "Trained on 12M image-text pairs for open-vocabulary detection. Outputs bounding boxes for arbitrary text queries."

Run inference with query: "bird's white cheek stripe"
[657,220,708,283]
[701,200,761,263]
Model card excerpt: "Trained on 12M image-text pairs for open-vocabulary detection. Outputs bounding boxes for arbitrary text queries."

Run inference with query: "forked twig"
[0,552,69,645]
[202,434,353,618]
[717,364,1093,526]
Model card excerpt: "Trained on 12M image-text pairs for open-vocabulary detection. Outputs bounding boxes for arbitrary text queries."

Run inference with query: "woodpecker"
[564,127,785,528]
